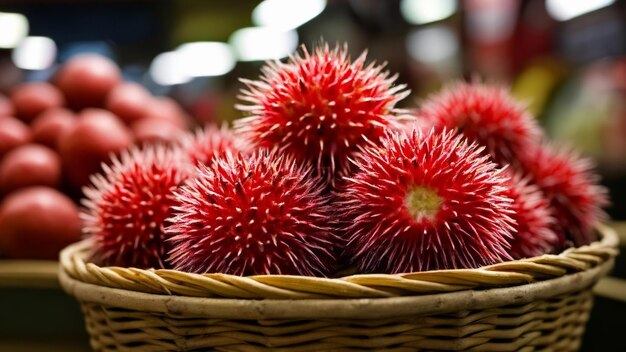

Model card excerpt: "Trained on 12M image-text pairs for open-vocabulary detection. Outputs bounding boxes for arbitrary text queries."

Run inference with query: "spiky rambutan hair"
[417,82,542,166]
[179,124,249,167]
[505,171,559,258]
[338,128,516,273]
[517,143,609,246]
[166,150,339,276]
[81,146,189,268]
[235,43,410,184]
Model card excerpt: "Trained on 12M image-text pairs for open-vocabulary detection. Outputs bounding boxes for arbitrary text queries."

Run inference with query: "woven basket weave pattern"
[80,290,591,351]
[60,225,619,351]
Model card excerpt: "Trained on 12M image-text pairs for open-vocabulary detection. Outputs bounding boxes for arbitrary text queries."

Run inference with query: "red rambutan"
[338,128,516,273]
[505,171,558,259]
[417,82,542,166]
[180,124,248,167]
[82,146,189,268]
[166,150,338,276]
[235,43,409,183]
[517,143,608,247]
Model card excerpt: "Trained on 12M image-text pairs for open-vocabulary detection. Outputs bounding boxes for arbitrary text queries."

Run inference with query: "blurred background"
[2,0,625,216]
[0,0,625,350]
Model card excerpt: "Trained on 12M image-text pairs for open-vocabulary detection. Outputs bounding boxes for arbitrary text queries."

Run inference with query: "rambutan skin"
[417,82,542,166]
[338,128,516,274]
[180,124,248,167]
[517,143,609,247]
[166,150,339,276]
[81,146,189,268]
[505,171,558,259]
[235,43,409,182]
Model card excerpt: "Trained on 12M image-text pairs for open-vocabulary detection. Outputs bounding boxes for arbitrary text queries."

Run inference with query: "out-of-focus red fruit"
[180,125,247,167]
[417,82,542,166]
[105,82,152,124]
[189,94,218,125]
[31,108,76,150]
[518,144,609,246]
[131,117,184,145]
[143,97,189,129]
[505,171,558,259]
[0,116,31,158]
[0,94,15,117]
[10,82,65,123]
[55,55,121,109]
[0,187,82,260]
[0,144,61,195]
[58,108,133,189]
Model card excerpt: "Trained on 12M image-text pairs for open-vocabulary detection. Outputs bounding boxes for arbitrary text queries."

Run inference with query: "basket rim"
[59,224,619,301]
[59,255,614,319]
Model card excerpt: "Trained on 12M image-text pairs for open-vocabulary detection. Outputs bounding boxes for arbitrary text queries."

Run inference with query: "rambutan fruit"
[517,143,608,247]
[179,124,248,167]
[82,146,189,268]
[166,150,338,276]
[417,82,542,166]
[505,171,558,259]
[235,43,409,184]
[338,128,516,273]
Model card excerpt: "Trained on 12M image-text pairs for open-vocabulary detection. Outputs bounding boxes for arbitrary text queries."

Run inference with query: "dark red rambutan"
[517,143,608,247]
[82,146,189,268]
[166,150,338,276]
[235,43,409,184]
[505,171,559,259]
[180,124,248,167]
[338,128,516,273]
[417,82,542,166]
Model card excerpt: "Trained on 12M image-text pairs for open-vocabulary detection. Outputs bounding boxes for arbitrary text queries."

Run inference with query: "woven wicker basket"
[59,224,619,352]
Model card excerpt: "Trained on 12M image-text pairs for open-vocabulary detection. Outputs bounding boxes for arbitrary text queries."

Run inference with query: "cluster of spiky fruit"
[82,43,608,277]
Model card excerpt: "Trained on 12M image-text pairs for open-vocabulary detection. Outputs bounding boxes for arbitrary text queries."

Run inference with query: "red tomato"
[0,144,61,195]
[0,94,15,117]
[142,97,190,129]
[0,187,82,259]
[58,108,132,189]
[54,55,121,109]
[131,117,184,145]
[10,82,65,123]
[105,82,152,124]
[31,108,76,150]
[0,116,31,158]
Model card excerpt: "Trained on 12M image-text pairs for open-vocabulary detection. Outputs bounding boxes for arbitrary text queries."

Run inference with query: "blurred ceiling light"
[406,26,459,64]
[253,0,326,30]
[150,51,190,86]
[12,36,57,70]
[546,0,615,21]
[400,0,457,25]
[229,27,298,62]
[0,13,28,48]
[176,42,236,77]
